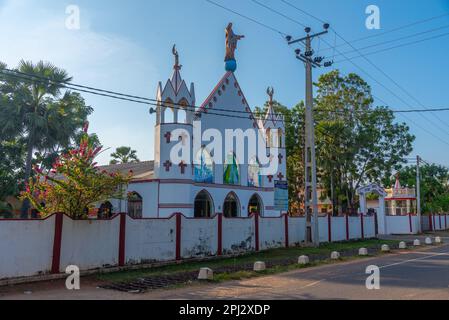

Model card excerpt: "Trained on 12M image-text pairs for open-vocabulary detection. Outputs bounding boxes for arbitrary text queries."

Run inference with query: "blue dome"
[225,59,237,72]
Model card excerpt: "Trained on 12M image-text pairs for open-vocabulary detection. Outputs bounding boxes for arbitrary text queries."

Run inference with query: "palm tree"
[110,146,140,165]
[0,60,93,218]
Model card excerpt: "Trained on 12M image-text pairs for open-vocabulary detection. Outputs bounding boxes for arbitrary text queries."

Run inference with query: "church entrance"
[248,194,263,216]
[223,192,240,218]
[194,190,214,218]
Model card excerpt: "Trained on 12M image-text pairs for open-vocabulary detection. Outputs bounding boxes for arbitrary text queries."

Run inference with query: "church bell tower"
[154,45,195,180]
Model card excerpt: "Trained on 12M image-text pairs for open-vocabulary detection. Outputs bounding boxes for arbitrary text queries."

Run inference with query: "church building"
[102,25,288,218]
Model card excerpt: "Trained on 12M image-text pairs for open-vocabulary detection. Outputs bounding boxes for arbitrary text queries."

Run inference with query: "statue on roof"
[225,23,244,61]
[267,87,274,104]
[172,44,182,70]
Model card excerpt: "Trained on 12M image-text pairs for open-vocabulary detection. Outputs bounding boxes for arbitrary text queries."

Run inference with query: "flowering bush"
[20,123,132,219]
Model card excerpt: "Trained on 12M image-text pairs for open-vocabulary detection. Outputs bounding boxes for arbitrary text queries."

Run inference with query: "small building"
[384,174,417,216]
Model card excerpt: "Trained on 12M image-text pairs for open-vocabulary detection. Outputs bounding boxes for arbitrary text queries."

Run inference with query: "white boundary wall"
[0,213,391,280]
[0,215,55,279]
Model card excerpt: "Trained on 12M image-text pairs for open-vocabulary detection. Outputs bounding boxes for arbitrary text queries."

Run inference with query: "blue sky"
[1,0,449,167]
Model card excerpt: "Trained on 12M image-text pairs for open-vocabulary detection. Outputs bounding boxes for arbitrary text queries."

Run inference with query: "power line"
[317,11,449,53]
[279,0,449,146]
[332,24,449,59]
[2,68,449,118]
[249,0,306,28]
[205,0,288,36]
[334,30,449,63]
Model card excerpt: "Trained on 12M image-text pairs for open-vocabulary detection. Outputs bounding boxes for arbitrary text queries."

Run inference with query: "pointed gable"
[195,72,258,128]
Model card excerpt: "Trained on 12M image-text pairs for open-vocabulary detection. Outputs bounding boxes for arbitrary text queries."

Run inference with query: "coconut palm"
[110,146,140,165]
[0,60,93,218]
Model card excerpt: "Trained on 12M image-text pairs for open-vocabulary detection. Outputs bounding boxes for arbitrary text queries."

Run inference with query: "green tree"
[110,146,140,165]
[0,60,93,217]
[20,124,131,219]
[314,70,415,212]
[394,164,449,213]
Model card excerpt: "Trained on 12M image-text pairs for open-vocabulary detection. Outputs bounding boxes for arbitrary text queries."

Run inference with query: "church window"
[127,192,143,219]
[223,152,240,185]
[194,148,214,183]
[248,157,262,187]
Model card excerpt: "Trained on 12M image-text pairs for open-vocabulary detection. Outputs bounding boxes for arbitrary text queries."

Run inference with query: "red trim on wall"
[328,213,332,242]
[408,213,413,233]
[345,213,349,241]
[118,213,126,267]
[360,214,365,240]
[217,213,223,256]
[284,214,289,248]
[254,213,260,252]
[175,213,182,260]
[51,213,64,274]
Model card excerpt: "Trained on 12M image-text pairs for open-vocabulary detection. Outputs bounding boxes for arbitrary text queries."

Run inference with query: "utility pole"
[416,155,422,233]
[286,25,331,246]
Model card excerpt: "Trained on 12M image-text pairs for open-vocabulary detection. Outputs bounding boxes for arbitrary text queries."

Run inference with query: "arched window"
[163,99,175,123]
[248,157,262,187]
[194,190,214,218]
[223,192,241,218]
[98,201,113,219]
[177,99,188,124]
[127,192,143,219]
[266,128,271,148]
[278,128,283,148]
[194,148,214,183]
[223,152,240,185]
[177,109,187,124]
[248,194,263,216]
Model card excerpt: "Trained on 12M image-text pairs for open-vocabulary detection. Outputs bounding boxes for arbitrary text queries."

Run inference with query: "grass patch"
[96,239,399,284]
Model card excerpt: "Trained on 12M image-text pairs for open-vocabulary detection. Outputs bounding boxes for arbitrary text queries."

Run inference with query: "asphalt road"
[2,237,449,300]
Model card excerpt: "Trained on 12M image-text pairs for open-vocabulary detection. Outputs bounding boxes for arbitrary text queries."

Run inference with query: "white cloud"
[0,0,159,164]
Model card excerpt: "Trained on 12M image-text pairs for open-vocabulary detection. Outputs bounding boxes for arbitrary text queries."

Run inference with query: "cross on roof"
[277,172,284,181]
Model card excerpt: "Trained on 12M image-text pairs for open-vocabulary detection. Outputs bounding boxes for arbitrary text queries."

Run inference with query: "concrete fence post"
[328,213,332,243]
[175,213,182,261]
[408,213,413,234]
[217,213,223,256]
[118,213,127,267]
[345,213,349,241]
[284,214,289,248]
[439,214,442,230]
[254,213,260,252]
[445,214,447,230]
[429,214,433,231]
[51,212,64,274]
[360,213,365,240]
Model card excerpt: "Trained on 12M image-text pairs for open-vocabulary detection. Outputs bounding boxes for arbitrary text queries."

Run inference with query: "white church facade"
[103,27,288,219]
